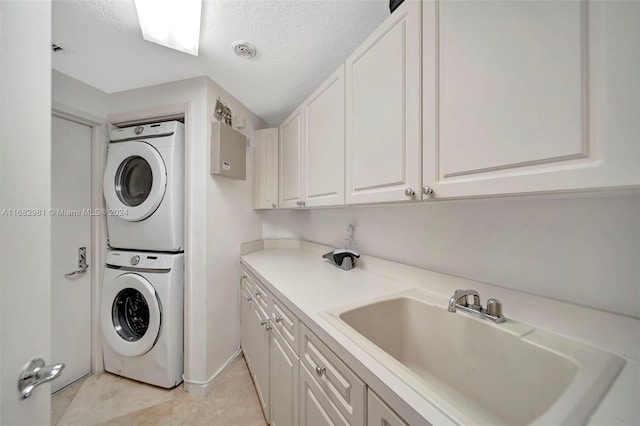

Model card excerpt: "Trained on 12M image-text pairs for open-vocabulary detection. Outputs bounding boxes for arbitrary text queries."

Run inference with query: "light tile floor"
[53,357,267,426]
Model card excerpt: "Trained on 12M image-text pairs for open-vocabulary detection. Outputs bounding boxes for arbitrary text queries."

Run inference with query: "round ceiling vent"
[232,41,256,59]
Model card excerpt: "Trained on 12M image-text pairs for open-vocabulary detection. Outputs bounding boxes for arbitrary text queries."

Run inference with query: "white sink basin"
[322,289,624,426]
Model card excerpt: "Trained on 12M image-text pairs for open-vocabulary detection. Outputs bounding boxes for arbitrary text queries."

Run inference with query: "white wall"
[204,79,267,381]
[264,191,640,318]
[260,209,302,239]
[1,1,53,423]
[52,70,110,119]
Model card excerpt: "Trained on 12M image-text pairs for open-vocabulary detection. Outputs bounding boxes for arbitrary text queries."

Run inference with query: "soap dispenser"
[322,249,360,271]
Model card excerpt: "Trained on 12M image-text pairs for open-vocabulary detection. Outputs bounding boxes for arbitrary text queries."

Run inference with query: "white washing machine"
[101,250,183,388]
[103,121,184,252]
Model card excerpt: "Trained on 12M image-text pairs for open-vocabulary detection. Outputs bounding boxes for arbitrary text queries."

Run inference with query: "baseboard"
[183,350,243,397]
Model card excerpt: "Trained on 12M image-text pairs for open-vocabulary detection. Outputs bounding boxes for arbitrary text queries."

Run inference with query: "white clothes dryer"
[101,250,183,388]
[103,121,184,252]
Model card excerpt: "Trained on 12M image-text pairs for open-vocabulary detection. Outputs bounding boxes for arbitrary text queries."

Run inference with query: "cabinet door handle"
[275,315,283,323]
[404,188,415,197]
[315,366,326,377]
[422,185,434,196]
[246,296,252,302]
[265,324,273,331]
[254,291,261,297]
[260,319,267,326]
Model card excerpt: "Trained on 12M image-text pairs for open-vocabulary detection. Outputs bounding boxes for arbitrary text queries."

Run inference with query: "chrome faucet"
[448,289,481,312]
[447,289,505,323]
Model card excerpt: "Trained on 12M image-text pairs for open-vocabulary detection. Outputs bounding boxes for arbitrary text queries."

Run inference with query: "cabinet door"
[300,364,349,426]
[252,302,271,421]
[270,327,299,426]
[279,108,305,208]
[367,390,408,426]
[303,65,345,207]
[345,0,421,204]
[300,325,365,425]
[254,128,279,209]
[422,0,639,197]
[241,284,254,371]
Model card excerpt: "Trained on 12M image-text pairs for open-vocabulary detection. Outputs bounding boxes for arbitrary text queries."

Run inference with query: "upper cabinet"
[254,128,279,210]
[345,0,422,205]
[303,65,346,207]
[422,0,640,198]
[279,108,304,208]
[270,0,639,208]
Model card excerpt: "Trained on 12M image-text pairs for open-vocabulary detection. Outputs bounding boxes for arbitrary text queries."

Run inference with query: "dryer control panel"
[110,121,183,142]
[106,250,182,271]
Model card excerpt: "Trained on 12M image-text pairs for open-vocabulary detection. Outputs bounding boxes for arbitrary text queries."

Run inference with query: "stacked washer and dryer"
[101,121,185,388]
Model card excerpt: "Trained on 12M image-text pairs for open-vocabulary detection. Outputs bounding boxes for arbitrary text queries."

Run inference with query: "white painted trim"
[183,349,243,397]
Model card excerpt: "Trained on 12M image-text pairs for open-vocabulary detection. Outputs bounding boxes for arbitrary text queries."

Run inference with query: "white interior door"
[1,0,53,423]
[51,115,93,392]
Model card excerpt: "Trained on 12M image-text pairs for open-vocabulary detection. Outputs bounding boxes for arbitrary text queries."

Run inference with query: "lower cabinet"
[299,324,365,425]
[270,327,299,426]
[241,268,300,425]
[367,390,408,426]
[252,286,271,420]
[300,363,349,425]
[240,280,254,370]
[240,268,409,426]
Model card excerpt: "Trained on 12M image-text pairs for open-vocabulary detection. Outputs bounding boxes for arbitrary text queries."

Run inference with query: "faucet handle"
[453,289,481,310]
[469,294,481,310]
[486,298,503,317]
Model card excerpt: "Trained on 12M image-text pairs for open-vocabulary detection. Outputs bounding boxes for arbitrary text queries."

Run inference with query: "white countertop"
[240,239,640,425]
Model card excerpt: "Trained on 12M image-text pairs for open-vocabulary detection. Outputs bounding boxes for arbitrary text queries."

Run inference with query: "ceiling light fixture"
[134,0,203,56]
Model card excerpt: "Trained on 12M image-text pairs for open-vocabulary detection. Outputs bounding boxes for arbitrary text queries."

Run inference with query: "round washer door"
[103,141,167,221]
[101,273,161,357]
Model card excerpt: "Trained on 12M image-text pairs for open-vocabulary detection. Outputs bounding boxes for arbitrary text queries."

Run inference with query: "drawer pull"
[315,366,326,377]
[246,296,252,302]
[260,319,267,326]
[265,324,273,331]
[275,315,283,323]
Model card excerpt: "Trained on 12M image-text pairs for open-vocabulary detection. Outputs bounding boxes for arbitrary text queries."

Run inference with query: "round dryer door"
[103,141,167,221]
[101,273,161,357]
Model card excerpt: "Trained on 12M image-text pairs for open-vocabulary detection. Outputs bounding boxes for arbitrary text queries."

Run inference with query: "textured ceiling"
[52,0,389,124]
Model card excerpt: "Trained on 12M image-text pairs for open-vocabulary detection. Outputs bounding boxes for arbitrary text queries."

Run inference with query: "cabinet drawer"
[300,363,349,426]
[240,267,253,293]
[271,296,299,355]
[253,277,271,313]
[300,324,365,426]
[367,390,408,426]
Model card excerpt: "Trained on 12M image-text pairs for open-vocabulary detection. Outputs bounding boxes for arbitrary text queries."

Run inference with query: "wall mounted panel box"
[210,122,247,180]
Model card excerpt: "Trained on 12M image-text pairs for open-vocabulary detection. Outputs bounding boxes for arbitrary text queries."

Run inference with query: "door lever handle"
[65,247,89,278]
[65,265,89,278]
[18,358,65,399]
